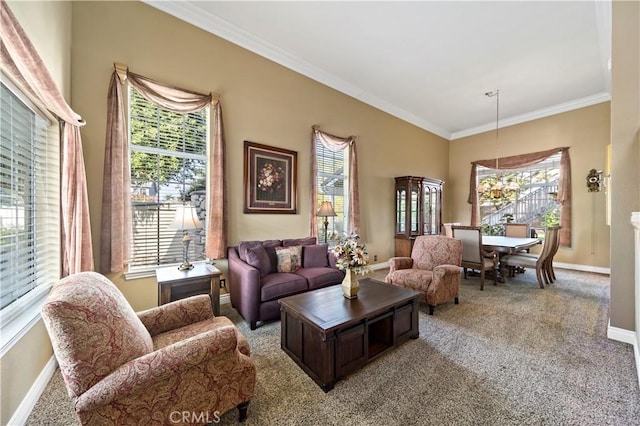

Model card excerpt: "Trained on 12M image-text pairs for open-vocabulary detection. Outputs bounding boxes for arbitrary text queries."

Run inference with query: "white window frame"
[478,153,561,230]
[0,73,60,355]
[125,86,209,279]
[315,138,349,242]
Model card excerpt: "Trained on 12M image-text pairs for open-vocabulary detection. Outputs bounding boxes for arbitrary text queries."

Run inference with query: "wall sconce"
[586,169,603,192]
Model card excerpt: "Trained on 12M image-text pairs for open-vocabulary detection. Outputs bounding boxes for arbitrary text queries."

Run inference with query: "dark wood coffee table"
[279,278,420,392]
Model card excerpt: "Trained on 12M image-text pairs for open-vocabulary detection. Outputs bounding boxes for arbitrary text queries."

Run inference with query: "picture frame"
[244,141,297,214]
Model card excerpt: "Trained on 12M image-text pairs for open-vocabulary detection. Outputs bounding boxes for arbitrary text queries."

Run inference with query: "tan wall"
[449,102,612,268]
[71,1,449,311]
[610,1,640,331]
[1,2,71,424]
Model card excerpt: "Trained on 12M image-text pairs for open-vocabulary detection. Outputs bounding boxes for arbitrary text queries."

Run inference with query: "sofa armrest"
[75,324,240,413]
[228,247,262,326]
[137,295,214,337]
[389,257,413,273]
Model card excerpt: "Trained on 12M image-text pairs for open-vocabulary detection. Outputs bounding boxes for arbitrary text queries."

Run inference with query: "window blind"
[129,88,208,269]
[0,82,60,310]
[315,139,347,236]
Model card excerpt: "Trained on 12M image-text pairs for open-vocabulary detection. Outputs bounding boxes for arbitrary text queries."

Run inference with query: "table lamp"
[316,201,336,243]
[168,205,202,270]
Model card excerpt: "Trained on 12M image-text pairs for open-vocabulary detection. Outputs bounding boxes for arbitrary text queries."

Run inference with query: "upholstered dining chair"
[441,222,461,237]
[500,226,561,288]
[385,235,462,315]
[504,222,530,238]
[504,222,531,272]
[451,225,498,290]
[41,271,256,425]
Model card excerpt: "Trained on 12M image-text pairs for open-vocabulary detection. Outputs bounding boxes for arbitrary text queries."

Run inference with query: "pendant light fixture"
[480,89,519,199]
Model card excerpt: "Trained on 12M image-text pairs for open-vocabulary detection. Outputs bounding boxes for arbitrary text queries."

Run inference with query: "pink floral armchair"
[41,272,256,425]
[385,235,463,315]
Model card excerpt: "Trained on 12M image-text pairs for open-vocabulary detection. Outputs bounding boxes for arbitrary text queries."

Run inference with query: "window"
[129,88,209,269]
[478,153,561,233]
[0,80,60,314]
[315,138,348,239]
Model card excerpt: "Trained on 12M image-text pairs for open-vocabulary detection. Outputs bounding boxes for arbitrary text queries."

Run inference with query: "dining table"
[481,235,542,282]
[482,235,541,255]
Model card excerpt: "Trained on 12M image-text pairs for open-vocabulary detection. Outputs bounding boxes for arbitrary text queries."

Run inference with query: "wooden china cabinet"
[394,176,443,257]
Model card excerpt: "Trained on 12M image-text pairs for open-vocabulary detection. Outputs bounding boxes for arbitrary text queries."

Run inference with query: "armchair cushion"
[42,272,153,398]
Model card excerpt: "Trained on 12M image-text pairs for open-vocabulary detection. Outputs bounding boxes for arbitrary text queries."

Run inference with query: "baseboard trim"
[9,355,58,426]
[370,261,390,271]
[607,322,640,389]
[220,293,230,306]
[553,262,610,275]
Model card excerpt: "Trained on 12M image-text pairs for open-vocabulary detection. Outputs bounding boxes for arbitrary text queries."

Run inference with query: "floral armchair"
[41,272,256,425]
[385,235,463,315]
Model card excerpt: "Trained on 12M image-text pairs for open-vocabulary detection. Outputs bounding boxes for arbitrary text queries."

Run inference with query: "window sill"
[0,284,51,357]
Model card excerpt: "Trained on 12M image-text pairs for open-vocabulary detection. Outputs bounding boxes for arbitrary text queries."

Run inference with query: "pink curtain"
[101,66,226,272]
[100,72,130,273]
[310,127,360,239]
[1,1,94,275]
[467,147,572,247]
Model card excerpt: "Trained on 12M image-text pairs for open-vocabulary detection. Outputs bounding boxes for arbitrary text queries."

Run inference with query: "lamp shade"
[168,205,202,230]
[316,201,337,217]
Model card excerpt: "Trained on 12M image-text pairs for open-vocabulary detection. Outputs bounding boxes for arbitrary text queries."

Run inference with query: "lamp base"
[177,262,194,271]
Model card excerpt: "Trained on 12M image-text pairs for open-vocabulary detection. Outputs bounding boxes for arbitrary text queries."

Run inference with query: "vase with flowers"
[331,233,370,299]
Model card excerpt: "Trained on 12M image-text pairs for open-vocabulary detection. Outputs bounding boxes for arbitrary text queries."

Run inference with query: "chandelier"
[479,89,519,199]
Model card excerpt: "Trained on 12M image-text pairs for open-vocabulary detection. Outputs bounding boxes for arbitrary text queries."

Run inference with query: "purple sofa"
[228,237,345,330]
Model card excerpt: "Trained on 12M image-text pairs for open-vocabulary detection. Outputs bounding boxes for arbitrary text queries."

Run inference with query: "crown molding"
[142,0,451,139]
[450,92,611,140]
[144,1,611,142]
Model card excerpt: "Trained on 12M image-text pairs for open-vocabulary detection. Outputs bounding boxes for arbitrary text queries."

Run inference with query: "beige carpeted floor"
[27,268,640,425]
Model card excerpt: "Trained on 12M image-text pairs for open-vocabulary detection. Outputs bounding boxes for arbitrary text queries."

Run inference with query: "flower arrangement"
[257,162,284,193]
[331,233,370,275]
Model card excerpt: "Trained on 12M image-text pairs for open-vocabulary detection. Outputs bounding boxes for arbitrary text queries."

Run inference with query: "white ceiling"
[145,1,611,140]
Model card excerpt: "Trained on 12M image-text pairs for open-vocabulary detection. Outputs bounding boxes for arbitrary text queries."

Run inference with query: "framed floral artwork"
[243,141,297,214]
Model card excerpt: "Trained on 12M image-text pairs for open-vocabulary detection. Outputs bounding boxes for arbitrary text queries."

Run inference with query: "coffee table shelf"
[279,279,420,392]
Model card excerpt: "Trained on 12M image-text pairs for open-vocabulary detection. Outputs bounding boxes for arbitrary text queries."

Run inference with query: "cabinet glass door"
[396,188,406,234]
[410,183,420,234]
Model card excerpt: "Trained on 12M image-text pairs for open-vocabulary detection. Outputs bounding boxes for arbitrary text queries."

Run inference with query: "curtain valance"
[468,147,571,247]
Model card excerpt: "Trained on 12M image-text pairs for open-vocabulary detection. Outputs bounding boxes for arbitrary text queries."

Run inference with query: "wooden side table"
[155,263,222,315]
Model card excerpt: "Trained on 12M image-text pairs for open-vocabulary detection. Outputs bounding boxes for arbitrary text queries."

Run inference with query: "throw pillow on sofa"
[245,245,272,277]
[303,244,329,268]
[276,245,302,272]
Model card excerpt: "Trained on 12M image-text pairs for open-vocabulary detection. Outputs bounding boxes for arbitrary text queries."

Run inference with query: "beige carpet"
[27,268,640,425]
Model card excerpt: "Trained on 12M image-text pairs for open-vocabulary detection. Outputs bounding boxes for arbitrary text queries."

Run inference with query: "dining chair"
[516,225,562,282]
[451,225,498,290]
[500,226,561,288]
[504,222,530,273]
[441,222,461,237]
[504,223,529,238]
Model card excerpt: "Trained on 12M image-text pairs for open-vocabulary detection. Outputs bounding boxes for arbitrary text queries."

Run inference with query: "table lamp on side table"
[169,205,202,271]
[317,201,336,244]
